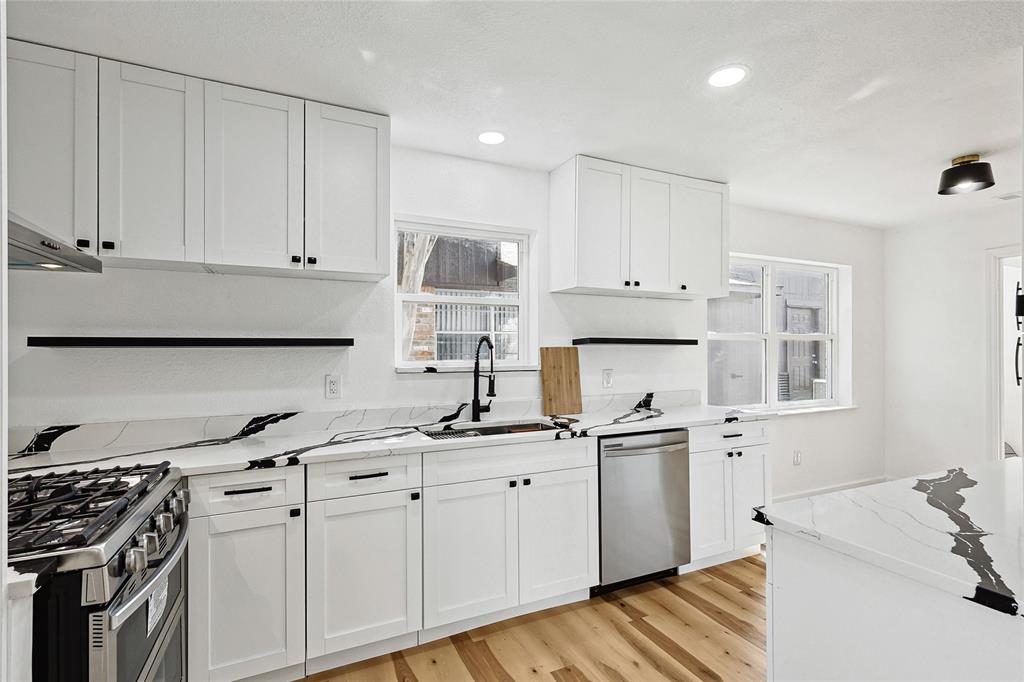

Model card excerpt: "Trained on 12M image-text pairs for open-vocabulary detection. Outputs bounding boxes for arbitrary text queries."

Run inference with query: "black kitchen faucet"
[472,335,497,421]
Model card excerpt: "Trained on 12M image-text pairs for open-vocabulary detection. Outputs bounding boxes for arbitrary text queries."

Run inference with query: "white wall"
[9,148,888,499]
[730,206,888,498]
[884,201,1021,479]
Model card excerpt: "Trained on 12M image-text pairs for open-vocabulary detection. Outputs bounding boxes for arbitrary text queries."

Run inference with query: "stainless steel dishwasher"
[599,429,689,586]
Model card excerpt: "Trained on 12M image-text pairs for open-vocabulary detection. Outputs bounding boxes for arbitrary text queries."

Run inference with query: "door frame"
[984,244,1022,462]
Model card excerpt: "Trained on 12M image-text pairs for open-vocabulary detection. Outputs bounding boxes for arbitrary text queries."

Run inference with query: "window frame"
[708,254,841,410]
[393,216,536,373]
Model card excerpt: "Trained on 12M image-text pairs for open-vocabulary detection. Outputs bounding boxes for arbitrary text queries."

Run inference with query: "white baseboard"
[306,632,419,675]
[418,589,591,644]
[678,546,761,575]
[772,476,888,503]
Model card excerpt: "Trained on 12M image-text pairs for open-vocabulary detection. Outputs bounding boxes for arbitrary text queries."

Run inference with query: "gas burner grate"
[8,462,171,559]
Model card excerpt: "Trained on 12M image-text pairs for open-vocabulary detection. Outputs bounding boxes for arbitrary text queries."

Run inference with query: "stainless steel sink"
[422,420,560,440]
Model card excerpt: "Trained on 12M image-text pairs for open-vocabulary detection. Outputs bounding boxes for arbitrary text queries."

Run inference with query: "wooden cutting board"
[540,346,583,416]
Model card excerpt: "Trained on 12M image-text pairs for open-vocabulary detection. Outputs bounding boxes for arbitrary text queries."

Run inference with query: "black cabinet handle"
[680,284,688,291]
[223,486,272,496]
[410,492,420,501]
[509,480,517,488]
[101,241,116,250]
[523,478,531,486]
[624,281,631,287]
[726,451,734,458]
[349,471,389,481]
[736,451,744,457]
[722,433,743,439]
[307,256,317,265]
[290,508,301,517]
[290,255,301,263]
[76,238,90,248]
[1016,338,1021,387]
[634,280,640,287]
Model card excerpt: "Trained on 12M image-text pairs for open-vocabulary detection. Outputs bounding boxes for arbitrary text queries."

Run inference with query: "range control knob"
[125,547,148,575]
[139,532,159,555]
[169,496,186,517]
[156,512,175,535]
[179,488,191,506]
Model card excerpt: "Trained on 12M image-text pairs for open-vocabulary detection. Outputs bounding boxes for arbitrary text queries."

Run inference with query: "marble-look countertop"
[758,458,1024,618]
[9,393,768,478]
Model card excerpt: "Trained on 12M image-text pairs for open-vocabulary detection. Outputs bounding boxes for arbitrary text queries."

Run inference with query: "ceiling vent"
[995,192,1022,201]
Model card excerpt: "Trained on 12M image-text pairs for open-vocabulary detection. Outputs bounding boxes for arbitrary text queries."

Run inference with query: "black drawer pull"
[223,486,272,496]
[290,508,302,517]
[411,492,420,501]
[726,451,734,458]
[291,255,301,263]
[523,478,531,486]
[722,433,743,439]
[307,256,318,265]
[624,281,631,287]
[634,280,640,287]
[509,480,517,488]
[101,240,116,250]
[76,238,91,248]
[680,284,687,291]
[736,451,744,457]
[349,471,389,481]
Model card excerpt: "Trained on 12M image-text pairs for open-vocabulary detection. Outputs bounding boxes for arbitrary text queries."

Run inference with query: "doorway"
[997,254,1022,458]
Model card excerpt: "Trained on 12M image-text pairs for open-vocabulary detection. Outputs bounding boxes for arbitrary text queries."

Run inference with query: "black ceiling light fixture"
[937,154,995,195]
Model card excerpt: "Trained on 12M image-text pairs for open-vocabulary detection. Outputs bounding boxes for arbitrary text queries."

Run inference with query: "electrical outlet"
[325,374,341,399]
[601,369,614,389]
[793,450,802,466]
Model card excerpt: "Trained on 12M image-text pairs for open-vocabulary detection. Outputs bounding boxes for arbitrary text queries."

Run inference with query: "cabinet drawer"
[307,454,422,501]
[423,438,596,486]
[689,421,769,453]
[189,467,304,517]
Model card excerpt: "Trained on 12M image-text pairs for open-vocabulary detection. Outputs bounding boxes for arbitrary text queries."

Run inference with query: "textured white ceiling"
[8,1,1024,228]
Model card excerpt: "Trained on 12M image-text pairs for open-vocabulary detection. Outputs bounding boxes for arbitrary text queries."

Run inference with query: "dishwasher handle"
[602,443,688,458]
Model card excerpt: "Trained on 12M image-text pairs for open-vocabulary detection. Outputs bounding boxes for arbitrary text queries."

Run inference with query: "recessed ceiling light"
[478,131,505,145]
[708,65,748,88]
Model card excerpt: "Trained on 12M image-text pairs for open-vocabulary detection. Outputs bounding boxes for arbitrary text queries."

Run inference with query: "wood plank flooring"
[304,555,766,682]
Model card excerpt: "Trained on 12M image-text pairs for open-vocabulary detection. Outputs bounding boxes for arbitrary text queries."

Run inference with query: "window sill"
[756,404,858,417]
[395,365,540,375]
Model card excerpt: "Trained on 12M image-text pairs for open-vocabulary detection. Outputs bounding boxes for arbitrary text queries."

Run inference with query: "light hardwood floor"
[305,555,766,682]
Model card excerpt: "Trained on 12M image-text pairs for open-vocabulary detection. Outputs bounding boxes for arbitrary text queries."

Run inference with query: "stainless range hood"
[8,212,102,273]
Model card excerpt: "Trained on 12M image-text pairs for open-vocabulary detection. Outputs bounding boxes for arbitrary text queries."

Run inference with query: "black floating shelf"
[572,337,699,346]
[27,336,355,348]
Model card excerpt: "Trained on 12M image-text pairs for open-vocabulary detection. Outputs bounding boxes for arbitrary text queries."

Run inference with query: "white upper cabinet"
[99,60,203,263]
[574,157,630,290]
[549,154,728,299]
[204,82,305,270]
[7,40,97,251]
[305,102,390,278]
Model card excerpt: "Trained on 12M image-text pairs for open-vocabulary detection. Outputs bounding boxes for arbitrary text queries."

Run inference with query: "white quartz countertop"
[759,458,1024,617]
[9,399,766,478]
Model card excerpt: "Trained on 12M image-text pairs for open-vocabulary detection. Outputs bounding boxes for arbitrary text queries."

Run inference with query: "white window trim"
[708,254,847,410]
[393,215,539,373]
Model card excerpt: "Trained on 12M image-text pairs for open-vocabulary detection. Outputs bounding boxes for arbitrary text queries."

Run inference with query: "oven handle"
[109,517,189,630]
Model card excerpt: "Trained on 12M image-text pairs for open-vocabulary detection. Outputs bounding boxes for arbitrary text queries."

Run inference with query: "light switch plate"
[601,369,614,389]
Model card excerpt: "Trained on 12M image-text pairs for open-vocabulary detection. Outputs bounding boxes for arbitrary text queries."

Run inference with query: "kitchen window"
[395,219,533,371]
[708,256,847,410]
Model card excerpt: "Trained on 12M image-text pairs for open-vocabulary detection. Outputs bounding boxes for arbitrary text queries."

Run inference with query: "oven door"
[88,518,188,682]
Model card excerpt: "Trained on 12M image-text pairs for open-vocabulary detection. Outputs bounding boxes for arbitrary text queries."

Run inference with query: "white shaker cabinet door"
[423,477,519,628]
[670,178,728,298]
[628,167,675,293]
[575,156,630,290]
[306,490,422,658]
[518,467,599,604]
[188,506,305,681]
[690,449,735,560]
[731,444,770,549]
[204,82,304,270]
[7,40,98,251]
[305,101,390,277]
[99,60,203,262]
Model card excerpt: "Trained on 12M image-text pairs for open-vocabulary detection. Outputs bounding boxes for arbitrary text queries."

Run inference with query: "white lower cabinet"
[690,449,735,560]
[188,505,305,681]
[306,490,422,658]
[423,477,519,628]
[689,442,771,561]
[519,467,599,603]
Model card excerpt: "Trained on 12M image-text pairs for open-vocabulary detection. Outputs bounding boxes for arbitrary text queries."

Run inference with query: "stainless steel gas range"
[8,462,189,682]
